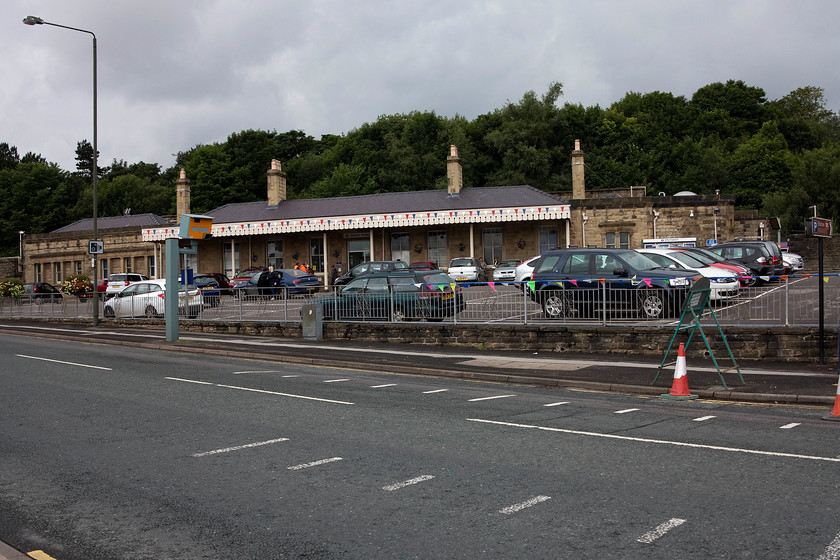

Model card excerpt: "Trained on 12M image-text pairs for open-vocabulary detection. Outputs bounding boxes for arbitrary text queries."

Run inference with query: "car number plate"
[441,293,454,300]
[456,277,468,281]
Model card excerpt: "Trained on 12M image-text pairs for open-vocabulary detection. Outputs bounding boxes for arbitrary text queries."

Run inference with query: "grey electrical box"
[301,302,323,340]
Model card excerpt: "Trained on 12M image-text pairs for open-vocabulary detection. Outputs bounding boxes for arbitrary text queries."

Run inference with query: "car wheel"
[144,305,158,318]
[541,290,570,318]
[638,289,666,319]
[103,306,115,318]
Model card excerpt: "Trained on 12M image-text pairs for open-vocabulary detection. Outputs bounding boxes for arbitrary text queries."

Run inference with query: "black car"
[333,261,409,286]
[312,270,465,321]
[19,282,63,304]
[233,268,320,299]
[708,242,781,280]
[530,248,694,319]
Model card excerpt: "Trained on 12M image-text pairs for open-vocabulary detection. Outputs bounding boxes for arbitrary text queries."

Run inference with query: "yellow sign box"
[179,214,214,239]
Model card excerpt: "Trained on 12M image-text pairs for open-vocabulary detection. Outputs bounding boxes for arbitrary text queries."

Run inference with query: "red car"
[96,278,108,293]
[409,261,437,271]
[674,248,755,286]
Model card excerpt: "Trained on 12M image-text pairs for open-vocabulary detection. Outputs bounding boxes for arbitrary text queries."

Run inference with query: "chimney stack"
[176,168,191,223]
[267,159,287,207]
[447,145,463,195]
[571,139,585,200]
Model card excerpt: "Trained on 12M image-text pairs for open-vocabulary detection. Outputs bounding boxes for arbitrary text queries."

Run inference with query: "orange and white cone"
[661,343,698,400]
[823,372,840,421]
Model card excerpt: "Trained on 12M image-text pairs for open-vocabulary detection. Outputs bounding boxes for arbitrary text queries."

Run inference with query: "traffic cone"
[822,372,840,421]
[661,343,698,400]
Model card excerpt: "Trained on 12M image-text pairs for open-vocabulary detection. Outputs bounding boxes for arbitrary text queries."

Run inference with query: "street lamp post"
[23,15,99,325]
[18,231,24,273]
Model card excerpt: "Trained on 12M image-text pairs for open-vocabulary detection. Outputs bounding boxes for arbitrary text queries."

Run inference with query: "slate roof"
[207,185,566,223]
[52,213,171,233]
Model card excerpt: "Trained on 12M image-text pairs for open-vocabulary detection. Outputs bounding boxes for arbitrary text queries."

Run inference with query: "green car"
[312,270,465,322]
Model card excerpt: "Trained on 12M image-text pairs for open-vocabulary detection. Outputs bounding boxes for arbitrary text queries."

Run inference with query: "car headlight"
[709,277,732,284]
[670,278,690,286]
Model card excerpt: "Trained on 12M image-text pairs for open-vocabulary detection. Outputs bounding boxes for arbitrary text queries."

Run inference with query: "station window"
[605,232,630,249]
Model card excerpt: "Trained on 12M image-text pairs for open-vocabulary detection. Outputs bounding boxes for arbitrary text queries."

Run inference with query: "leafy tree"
[0,143,20,170]
[690,80,769,138]
[74,140,109,178]
[727,121,794,208]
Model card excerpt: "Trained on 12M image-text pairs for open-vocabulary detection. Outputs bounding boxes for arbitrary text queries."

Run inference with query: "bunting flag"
[488,282,497,292]
[449,283,456,291]
[824,276,830,283]
[569,279,578,287]
[803,274,811,279]
[643,278,652,287]
[527,281,536,292]
[598,278,605,285]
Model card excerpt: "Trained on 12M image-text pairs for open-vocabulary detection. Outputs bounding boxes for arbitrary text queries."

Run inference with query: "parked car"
[447,257,486,282]
[96,278,109,294]
[18,282,63,304]
[530,248,694,319]
[707,242,777,282]
[193,273,233,306]
[233,268,320,299]
[333,261,409,286]
[515,256,541,284]
[311,270,465,322]
[231,267,268,284]
[102,279,203,318]
[636,248,739,301]
[409,261,437,271]
[104,273,150,299]
[782,251,804,272]
[676,247,756,286]
[492,259,522,282]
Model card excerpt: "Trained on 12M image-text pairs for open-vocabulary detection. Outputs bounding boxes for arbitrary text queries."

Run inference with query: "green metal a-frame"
[652,277,745,389]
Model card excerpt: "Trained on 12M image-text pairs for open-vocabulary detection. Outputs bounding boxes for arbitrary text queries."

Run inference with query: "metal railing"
[2,275,838,328]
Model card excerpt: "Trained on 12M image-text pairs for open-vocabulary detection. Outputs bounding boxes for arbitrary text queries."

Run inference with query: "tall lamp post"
[23,16,99,325]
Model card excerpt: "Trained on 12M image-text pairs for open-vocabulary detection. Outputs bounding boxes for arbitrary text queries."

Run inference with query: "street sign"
[88,240,104,254]
[806,217,833,238]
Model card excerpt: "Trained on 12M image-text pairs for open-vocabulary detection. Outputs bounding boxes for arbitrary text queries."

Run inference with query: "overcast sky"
[5,0,839,172]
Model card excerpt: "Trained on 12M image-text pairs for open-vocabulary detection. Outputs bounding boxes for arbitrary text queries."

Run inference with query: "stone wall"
[172,321,836,364]
[0,257,22,280]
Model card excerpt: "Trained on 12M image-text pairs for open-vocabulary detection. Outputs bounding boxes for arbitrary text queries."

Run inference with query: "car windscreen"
[449,259,474,267]
[193,277,216,286]
[419,272,456,285]
[666,251,706,268]
[619,250,663,272]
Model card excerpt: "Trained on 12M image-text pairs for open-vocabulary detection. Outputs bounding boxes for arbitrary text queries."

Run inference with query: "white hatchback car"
[447,257,486,282]
[103,279,203,318]
[104,273,149,300]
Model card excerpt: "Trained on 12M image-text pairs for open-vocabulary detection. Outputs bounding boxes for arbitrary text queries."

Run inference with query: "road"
[2,333,840,559]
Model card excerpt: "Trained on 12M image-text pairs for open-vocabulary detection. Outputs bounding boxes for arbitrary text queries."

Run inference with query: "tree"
[74,140,109,178]
[690,80,769,138]
[727,121,794,208]
[0,143,20,171]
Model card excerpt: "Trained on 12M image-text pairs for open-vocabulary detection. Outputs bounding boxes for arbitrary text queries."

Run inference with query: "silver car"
[492,259,522,283]
[103,279,203,318]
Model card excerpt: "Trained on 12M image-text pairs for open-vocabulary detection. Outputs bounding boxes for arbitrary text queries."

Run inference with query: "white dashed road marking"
[614,408,640,414]
[17,354,112,371]
[324,378,350,383]
[423,389,449,394]
[468,394,515,402]
[287,457,343,470]
[166,377,354,405]
[693,416,716,422]
[544,401,570,407]
[780,423,801,429]
[371,383,397,388]
[383,475,435,491]
[499,495,551,515]
[637,518,687,544]
[193,437,289,457]
[819,530,840,560]
[468,418,840,463]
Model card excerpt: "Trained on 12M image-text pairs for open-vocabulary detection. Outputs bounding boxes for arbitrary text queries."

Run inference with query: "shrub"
[0,278,24,298]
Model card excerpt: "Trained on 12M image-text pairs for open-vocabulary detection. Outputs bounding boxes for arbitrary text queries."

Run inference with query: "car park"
[636,248,739,301]
[18,282,63,304]
[104,273,150,299]
[233,268,320,299]
[333,261,409,286]
[531,248,694,319]
[492,259,522,283]
[312,270,465,321]
[193,273,233,306]
[102,279,203,318]
[447,257,486,282]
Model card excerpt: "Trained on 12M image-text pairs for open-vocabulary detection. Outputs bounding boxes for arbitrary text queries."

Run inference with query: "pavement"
[1,320,839,558]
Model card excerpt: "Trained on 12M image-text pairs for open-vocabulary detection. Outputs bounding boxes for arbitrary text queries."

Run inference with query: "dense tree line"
[2,79,839,257]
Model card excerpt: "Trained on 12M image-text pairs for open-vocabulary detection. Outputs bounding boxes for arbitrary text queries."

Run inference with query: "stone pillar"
[176,168,190,223]
[267,159,287,206]
[447,145,463,195]
[571,139,585,200]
